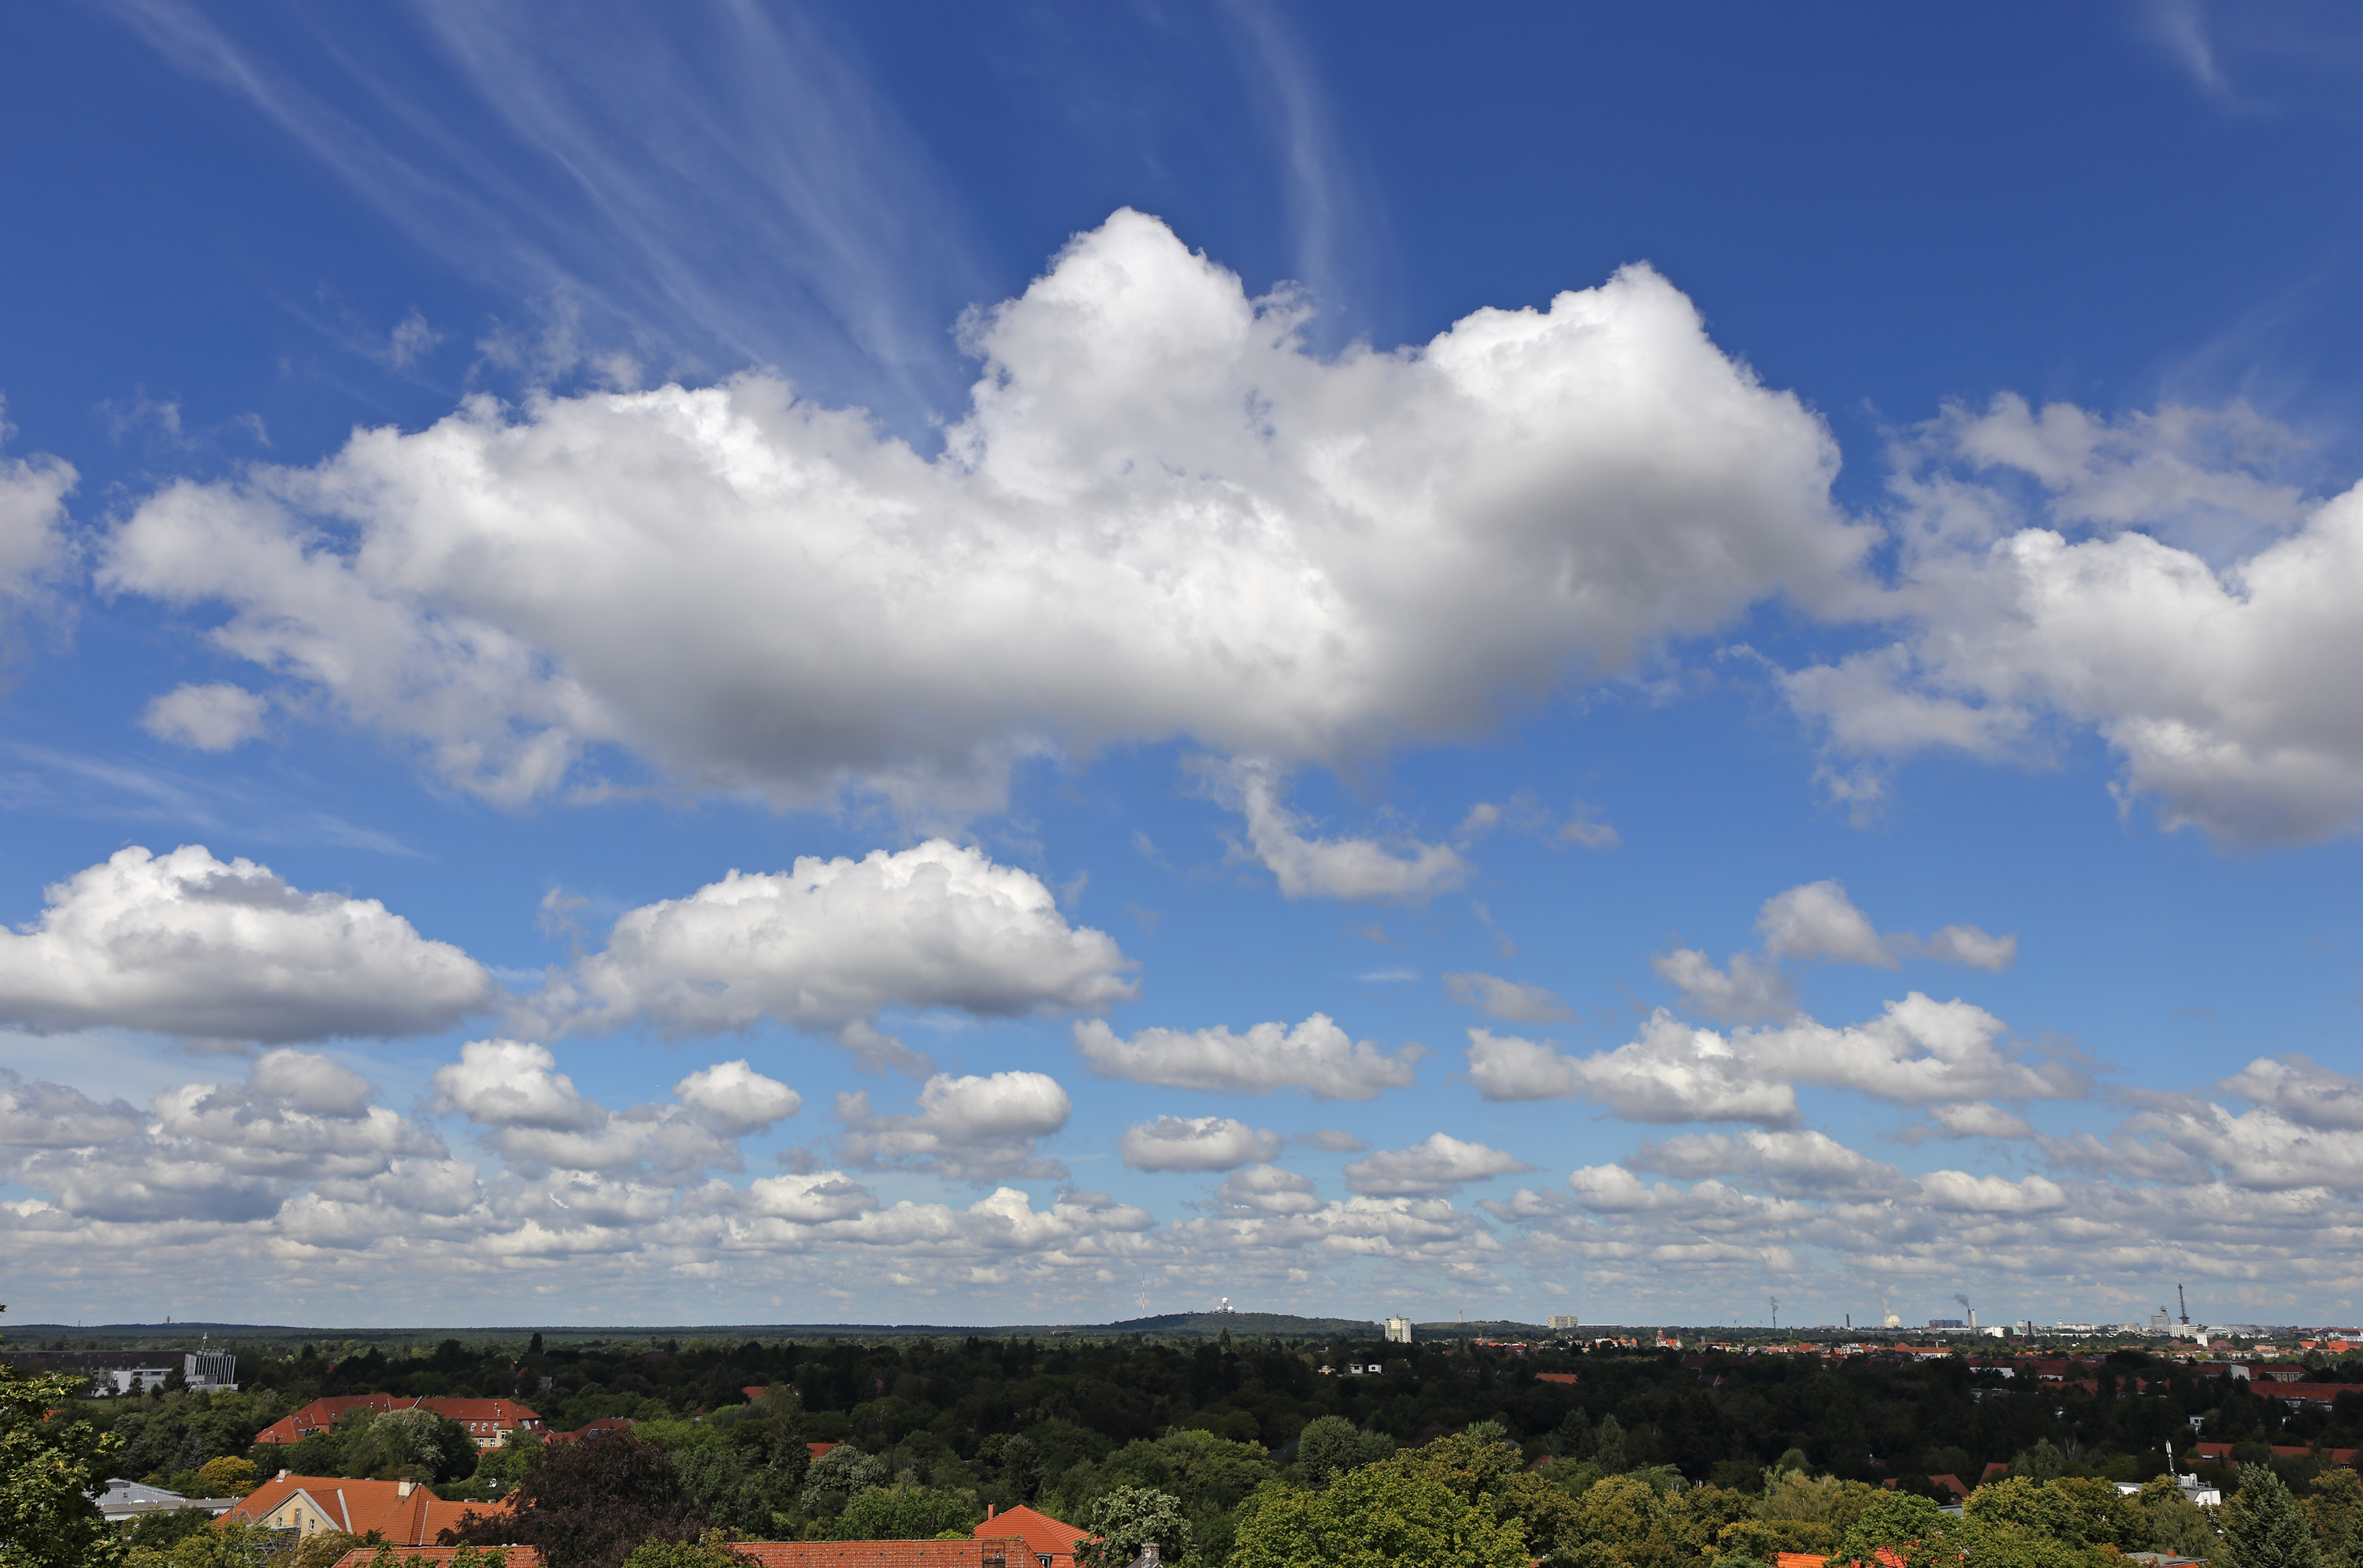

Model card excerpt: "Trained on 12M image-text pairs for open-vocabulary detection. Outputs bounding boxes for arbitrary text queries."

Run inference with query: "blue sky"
[2,0,2360,1332]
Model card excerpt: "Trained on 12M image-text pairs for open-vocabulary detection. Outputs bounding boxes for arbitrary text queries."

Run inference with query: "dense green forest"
[65,1333,2363,1567]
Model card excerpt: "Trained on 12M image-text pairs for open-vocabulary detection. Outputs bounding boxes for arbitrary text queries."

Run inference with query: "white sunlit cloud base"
[2,1,2361,1332]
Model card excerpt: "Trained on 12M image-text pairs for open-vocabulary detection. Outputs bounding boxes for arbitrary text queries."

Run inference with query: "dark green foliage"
[1074,1485,1189,1568]
[122,1506,221,1552]
[447,1433,702,1568]
[1293,1416,1396,1485]
[2222,1465,2324,1568]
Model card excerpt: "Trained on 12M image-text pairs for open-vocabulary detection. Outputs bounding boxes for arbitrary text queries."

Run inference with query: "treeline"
[78,1336,2363,1516]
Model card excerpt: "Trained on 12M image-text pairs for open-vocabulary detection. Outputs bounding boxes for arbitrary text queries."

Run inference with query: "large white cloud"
[430,1039,795,1176]
[1785,395,2363,844]
[1074,1013,1419,1100]
[528,842,1134,1069]
[1468,992,2080,1123]
[1217,758,1466,900]
[0,846,494,1043]
[101,209,1863,810]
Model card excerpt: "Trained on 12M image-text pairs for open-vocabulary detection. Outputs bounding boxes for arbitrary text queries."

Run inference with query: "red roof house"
[254,1396,545,1450]
[224,1474,515,1546]
[332,1553,543,1568]
[975,1504,1088,1568]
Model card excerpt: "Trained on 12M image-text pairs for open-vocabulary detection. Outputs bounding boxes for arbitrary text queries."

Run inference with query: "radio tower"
[2176,1284,2191,1325]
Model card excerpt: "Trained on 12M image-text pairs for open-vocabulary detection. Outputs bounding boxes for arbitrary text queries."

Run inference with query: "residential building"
[186,1347,239,1391]
[252,1394,544,1449]
[1383,1318,1413,1344]
[92,1478,238,1522]
[333,1553,541,1568]
[977,1503,1087,1568]
[226,1473,512,1545]
[1548,1315,1580,1331]
[104,1367,173,1396]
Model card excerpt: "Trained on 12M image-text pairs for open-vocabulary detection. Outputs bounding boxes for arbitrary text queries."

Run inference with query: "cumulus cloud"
[1344,1132,1532,1196]
[673,1059,801,1136]
[1756,880,1894,966]
[1785,395,2363,845]
[1219,759,1466,900]
[1627,1129,1904,1201]
[1648,948,1797,1025]
[0,846,494,1043]
[429,1039,778,1177]
[0,1071,144,1149]
[140,683,271,751]
[101,210,1863,811]
[1469,993,2078,1125]
[2220,1055,2363,1131]
[1442,971,1571,1023]
[0,408,74,601]
[1119,1115,1282,1172]
[528,842,1133,1069]
[1924,1101,2035,1140]
[1915,1170,2068,1213]
[1074,1013,1419,1100]
[1211,1163,1328,1215]
[837,1070,1072,1182]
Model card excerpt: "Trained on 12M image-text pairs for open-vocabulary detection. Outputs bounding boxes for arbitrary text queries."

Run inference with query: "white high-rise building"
[1384,1317,1413,1344]
[1548,1314,1579,1331]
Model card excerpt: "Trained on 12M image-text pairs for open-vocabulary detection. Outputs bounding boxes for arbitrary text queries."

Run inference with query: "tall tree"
[0,1304,127,1568]
[448,1433,703,1568]
[2216,1467,2322,1568]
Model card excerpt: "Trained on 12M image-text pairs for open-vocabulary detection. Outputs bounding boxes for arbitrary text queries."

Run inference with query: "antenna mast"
[2176,1284,2190,1325]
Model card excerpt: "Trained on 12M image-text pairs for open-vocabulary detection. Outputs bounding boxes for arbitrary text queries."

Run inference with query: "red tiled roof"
[1928,1473,1969,1503]
[332,1551,543,1568]
[224,1475,515,1547]
[2196,1440,2358,1464]
[1776,1555,1827,1568]
[725,1544,1036,1567]
[543,1418,635,1446]
[811,1441,841,1459]
[254,1396,543,1447]
[975,1505,1086,1567]
[1534,1373,1578,1385]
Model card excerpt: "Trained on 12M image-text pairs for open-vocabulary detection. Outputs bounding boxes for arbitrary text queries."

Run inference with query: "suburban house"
[225,1473,514,1544]
[976,1503,1087,1568]
[252,1395,544,1450]
[332,1553,542,1568]
[93,1477,238,1522]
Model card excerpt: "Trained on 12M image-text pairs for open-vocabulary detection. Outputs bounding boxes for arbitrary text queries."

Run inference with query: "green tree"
[1228,1465,1529,1568]
[2220,1466,2324,1568]
[0,1310,128,1568]
[2011,1440,2067,1484]
[1835,1490,1950,1562]
[1074,1485,1189,1568]
[2135,1477,2220,1559]
[830,1485,978,1541]
[1965,1477,2146,1549]
[195,1455,261,1496]
[1296,1418,1394,1486]
[619,1532,755,1567]
[2309,1470,2363,1568]
[161,1520,286,1568]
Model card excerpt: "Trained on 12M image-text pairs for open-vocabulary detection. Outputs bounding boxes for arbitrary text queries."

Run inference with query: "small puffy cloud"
[1222,759,1467,901]
[1294,1129,1368,1153]
[102,211,1862,813]
[1756,880,1894,966]
[1344,1132,1533,1197]
[1648,948,1797,1025]
[1926,1101,2035,1140]
[747,1169,878,1224]
[530,842,1135,1058]
[1211,1163,1326,1215]
[250,1048,374,1117]
[673,1059,800,1136]
[1915,1170,2068,1213]
[432,1040,599,1130]
[0,412,73,595]
[837,1070,1071,1182]
[139,684,270,751]
[2220,1055,2363,1131]
[1119,1115,1282,1173]
[1443,971,1571,1024]
[0,846,494,1043]
[1074,1013,1419,1100]
[2101,1102,2363,1192]
[1919,925,2017,970]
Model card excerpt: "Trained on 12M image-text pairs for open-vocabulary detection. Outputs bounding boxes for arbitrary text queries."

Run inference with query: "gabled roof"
[254,1396,543,1445]
[226,1474,514,1546]
[733,1544,1037,1567]
[976,1504,1088,1565]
